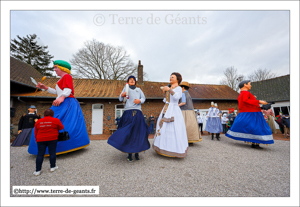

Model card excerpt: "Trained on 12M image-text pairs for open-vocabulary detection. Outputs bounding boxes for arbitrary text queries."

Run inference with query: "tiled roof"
[10,56,44,88]
[11,78,239,100]
[250,75,290,102]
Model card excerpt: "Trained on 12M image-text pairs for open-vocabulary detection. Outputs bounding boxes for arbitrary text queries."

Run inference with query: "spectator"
[196,112,204,135]
[275,114,284,135]
[33,109,64,176]
[221,114,229,133]
[281,114,290,138]
[228,112,236,128]
[149,114,155,134]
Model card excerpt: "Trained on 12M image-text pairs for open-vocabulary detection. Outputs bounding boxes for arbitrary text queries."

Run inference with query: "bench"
[109,129,117,134]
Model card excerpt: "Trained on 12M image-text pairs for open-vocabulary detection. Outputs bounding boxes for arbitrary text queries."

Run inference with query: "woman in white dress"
[152,72,189,158]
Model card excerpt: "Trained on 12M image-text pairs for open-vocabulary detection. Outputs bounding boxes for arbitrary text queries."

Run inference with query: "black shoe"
[135,153,140,161]
[127,154,133,162]
[216,137,220,141]
[251,144,256,148]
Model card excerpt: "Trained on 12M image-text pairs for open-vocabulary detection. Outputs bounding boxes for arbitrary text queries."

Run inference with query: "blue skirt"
[205,117,223,133]
[28,98,90,155]
[107,109,150,153]
[225,112,274,144]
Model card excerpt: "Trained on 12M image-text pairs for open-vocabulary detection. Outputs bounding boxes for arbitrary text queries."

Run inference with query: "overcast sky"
[10,10,290,84]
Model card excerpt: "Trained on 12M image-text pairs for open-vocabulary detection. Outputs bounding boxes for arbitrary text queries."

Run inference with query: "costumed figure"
[12,105,41,146]
[225,80,274,148]
[261,109,277,134]
[196,112,204,135]
[107,76,150,162]
[28,60,90,156]
[152,72,188,158]
[205,102,223,140]
[178,81,202,143]
[221,113,229,134]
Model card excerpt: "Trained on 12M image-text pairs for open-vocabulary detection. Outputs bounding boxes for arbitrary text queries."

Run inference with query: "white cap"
[211,101,214,105]
[214,103,218,107]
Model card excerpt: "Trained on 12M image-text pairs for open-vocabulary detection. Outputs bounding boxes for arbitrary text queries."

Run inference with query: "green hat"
[53,60,71,70]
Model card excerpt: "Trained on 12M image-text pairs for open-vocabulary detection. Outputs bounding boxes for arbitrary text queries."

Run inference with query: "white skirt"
[153,103,189,158]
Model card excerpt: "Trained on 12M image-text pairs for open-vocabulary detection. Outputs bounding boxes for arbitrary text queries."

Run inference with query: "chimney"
[137,60,144,85]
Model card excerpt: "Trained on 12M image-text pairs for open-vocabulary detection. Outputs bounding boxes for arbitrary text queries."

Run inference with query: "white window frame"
[115,104,125,119]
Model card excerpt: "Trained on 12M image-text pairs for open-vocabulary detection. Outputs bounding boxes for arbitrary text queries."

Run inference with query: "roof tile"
[250,75,290,102]
[11,78,239,100]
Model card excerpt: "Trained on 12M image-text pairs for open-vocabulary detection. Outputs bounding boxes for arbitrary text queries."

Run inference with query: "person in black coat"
[12,105,41,146]
[18,105,41,134]
[149,114,155,134]
[281,114,290,138]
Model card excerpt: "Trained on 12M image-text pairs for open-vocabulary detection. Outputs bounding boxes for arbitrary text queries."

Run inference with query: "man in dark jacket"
[149,115,155,134]
[228,112,236,129]
[281,115,290,138]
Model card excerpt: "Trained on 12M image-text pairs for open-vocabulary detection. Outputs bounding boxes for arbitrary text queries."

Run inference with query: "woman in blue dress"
[28,60,90,156]
[107,76,150,162]
[225,80,274,148]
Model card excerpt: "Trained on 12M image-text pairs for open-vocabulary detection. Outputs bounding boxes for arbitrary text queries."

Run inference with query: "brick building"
[10,57,239,135]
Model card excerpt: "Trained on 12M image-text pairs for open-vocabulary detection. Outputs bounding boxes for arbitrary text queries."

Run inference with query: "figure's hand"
[259,100,268,105]
[36,82,48,90]
[34,118,38,122]
[53,96,65,106]
[18,130,22,134]
[133,99,141,104]
[121,92,126,97]
[163,86,170,93]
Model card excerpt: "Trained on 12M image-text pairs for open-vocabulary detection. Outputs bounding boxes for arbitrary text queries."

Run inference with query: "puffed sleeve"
[119,87,126,102]
[170,87,182,100]
[181,93,186,103]
[47,87,57,94]
[139,89,146,104]
[60,88,72,97]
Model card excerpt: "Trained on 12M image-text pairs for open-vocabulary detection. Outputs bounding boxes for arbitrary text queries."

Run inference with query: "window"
[281,106,289,116]
[273,107,281,117]
[93,104,103,109]
[274,106,290,116]
[115,104,125,118]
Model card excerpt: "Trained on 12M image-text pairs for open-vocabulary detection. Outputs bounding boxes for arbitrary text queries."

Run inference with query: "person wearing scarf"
[107,75,150,162]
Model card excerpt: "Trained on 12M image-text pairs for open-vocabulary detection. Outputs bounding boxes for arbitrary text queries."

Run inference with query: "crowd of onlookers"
[193,109,290,138]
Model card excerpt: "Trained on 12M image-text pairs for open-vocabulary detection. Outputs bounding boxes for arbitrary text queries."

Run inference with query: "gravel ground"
[10,136,290,197]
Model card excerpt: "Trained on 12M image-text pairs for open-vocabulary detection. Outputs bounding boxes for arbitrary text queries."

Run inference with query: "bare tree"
[219,66,244,92]
[70,39,146,80]
[248,68,277,82]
